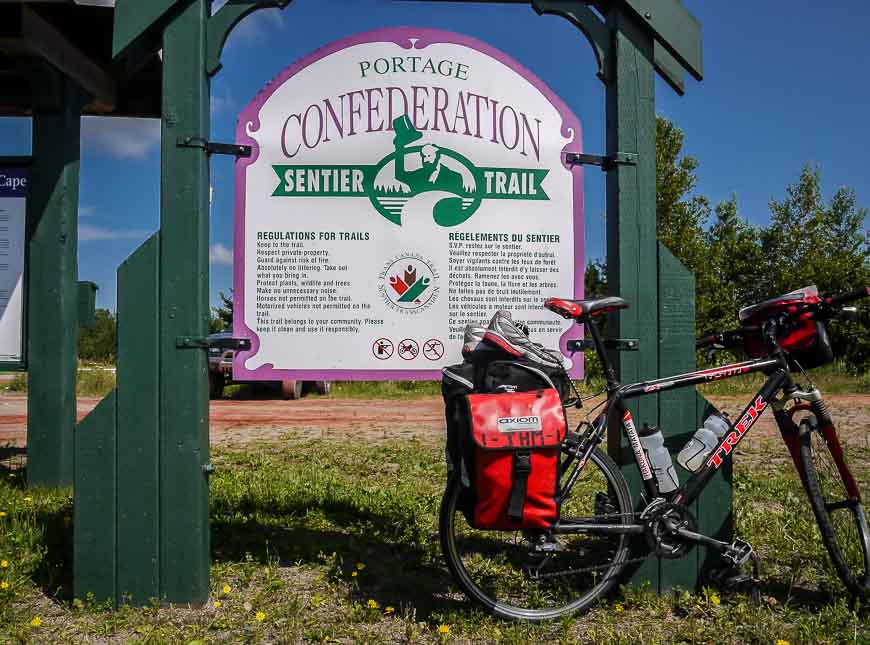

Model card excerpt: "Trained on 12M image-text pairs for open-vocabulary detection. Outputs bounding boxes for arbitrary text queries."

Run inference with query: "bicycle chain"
[527,511,652,581]
[529,552,651,580]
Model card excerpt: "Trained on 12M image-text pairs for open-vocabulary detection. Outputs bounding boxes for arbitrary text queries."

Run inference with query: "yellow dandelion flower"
[255,611,266,622]
[23,497,32,503]
[30,617,42,627]
[0,560,7,568]
[710,594,721,606]
[367,599,379,609]
[222,584,231,594]
[385,606,395,614]
[1,581,9,590]
[437,625,450,635]
[351,571,358,578]
[776,641,790,645]
[213,600,222,609]
[356,562,366,570]
[614,603,624,612]
[0,511,6,518]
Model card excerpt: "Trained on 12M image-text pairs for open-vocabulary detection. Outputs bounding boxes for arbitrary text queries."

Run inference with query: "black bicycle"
[440,286,870,621]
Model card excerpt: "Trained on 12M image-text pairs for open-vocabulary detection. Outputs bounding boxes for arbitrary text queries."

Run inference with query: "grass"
[2,364,116,398]
[1,425,869,643]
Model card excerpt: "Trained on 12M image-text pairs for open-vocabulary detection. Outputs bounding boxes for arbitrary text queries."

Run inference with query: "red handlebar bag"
[467,389,567,530]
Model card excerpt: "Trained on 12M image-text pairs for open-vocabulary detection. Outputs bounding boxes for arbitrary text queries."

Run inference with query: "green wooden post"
[658,245,700,589]
[157,0,212,605]
[116,234,161,604]
[25,69,89,488]
[604,5,661,588]
[73,391,117,602]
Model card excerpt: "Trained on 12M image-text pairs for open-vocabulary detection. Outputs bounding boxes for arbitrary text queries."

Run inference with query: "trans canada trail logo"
[272,116,549,227]
[378,253,439,313]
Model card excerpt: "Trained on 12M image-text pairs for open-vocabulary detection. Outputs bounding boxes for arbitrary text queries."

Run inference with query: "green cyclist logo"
[371,116,481,227]
[271,115,550,227]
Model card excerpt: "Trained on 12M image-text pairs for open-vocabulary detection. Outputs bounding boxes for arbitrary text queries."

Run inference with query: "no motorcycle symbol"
[398,339,419,360]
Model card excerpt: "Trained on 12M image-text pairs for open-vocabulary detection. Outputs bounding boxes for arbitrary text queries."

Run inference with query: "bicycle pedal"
[712,567,754,590]
[531,540,564,554]
[722,538,754,567]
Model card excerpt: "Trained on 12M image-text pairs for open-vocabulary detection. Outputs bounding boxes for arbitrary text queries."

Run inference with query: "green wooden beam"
[113,0,182,59]
[25,68,89,488]
[531,0,608,81]
[623,0,702,81]
[158,0,211,605]
[206,0,292,76]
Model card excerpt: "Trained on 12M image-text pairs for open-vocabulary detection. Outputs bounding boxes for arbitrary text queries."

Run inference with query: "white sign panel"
[0,165,26,366]
[233,28,584,380]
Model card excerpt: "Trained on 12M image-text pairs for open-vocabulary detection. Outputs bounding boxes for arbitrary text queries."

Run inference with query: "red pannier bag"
[466,388,567,530]
[739,285,833,370]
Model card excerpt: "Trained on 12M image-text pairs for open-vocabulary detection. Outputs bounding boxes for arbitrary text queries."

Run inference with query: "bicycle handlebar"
[825,287,870,308]
[696,287,869,350]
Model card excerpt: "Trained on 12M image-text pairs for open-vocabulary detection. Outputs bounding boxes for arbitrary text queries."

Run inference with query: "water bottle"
[677,412,731,473]
[638,424,679,495]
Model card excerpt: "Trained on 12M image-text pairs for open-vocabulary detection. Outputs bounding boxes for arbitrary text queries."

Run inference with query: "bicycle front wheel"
[799,418,870,598]
[439,447,632,621]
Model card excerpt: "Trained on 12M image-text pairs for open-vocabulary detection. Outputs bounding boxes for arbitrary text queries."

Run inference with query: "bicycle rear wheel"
[439,447,632,621]
[798,418,870,598]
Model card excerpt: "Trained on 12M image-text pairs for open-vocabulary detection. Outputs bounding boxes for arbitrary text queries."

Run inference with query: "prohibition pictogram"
[397,338,419,360]
[423,339,445,361]
[372,338,394,359]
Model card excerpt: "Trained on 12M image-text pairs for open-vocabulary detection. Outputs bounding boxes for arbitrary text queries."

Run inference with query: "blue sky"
[0,0,867,311]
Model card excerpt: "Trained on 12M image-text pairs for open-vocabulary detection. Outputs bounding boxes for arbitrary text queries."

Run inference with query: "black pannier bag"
[442,362,475,482]
[465,310,573,401]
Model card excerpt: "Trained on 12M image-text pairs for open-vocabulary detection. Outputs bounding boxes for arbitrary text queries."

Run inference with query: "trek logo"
[497,416,542,432]
[705,396,768,469]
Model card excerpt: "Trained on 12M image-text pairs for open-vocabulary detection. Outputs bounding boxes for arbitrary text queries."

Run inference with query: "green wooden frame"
[72,0,720,606]
[0,155,30,373]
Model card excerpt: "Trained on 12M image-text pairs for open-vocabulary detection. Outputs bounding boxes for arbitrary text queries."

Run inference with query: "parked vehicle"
[207,332,331,400]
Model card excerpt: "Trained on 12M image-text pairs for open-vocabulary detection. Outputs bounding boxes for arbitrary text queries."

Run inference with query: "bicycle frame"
[615,356,788,507]
[557,318,799,535]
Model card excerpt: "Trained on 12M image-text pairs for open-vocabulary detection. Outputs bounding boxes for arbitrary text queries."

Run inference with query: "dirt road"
[2,392,869,452]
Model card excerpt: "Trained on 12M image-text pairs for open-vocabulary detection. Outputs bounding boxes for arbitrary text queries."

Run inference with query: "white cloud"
[230,7,285,41]
[210,243,234,267]
[79,225,151,242]
[81,117,160,160]
[211,91,237,116]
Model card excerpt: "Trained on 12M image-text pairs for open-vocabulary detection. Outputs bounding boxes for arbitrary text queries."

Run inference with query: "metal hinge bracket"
[176,336,252,351]
[567,338,640,354]
[176,137,252,158]
[565,152,637,171]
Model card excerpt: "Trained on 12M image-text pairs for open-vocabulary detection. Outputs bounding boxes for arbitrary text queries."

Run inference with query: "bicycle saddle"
[545,296,629,319]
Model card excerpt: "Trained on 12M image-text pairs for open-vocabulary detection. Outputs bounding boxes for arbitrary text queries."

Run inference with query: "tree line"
[80,116,869,370]
[587,117,869,371]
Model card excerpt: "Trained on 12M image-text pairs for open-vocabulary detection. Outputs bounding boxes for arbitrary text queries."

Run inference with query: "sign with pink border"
[233,27,584,381]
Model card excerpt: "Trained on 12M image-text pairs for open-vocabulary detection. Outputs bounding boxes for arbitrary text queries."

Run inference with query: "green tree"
[761,165,870,369]
[78,309,117,363]
[210,290,233,333]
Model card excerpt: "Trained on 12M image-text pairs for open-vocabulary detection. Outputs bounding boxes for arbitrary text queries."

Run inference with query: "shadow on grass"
[210,502,463,619]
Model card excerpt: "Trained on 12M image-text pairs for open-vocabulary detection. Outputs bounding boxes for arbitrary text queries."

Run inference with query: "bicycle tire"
[439,447,632,621]
[798,419,870,598]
